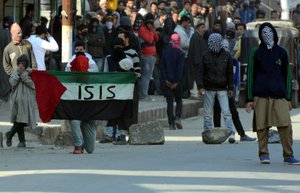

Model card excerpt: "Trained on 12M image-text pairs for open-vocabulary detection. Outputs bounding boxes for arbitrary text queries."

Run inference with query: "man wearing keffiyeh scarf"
[246,22,300,164]
[196,33,236,144]
[208,33,223,53]
[261,25,274,49]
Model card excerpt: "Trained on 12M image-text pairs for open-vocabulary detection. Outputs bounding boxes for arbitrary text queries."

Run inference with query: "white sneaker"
[228,134,236,144]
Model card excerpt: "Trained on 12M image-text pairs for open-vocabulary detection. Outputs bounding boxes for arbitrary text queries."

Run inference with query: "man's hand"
[135,72,141,78]
[165,80,172,88]
[245,102,253,113]
[198,88,206,96]
[170,82,178,90]
[288,101,292,111]
[228,90,233,98]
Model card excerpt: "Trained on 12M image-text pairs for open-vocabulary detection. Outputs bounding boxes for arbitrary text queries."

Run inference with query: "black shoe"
[5,132,12,147]
[169,124,176,130]
[0,132,3,148]
[113,136,127,145]
[175,118,183,129]
[240,135,256,142]
[17,142,26,148]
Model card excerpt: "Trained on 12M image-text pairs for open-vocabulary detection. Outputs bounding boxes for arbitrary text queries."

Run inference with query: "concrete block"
[54,131,73,146]
[40,126,62,145]
[158,119,169,128]
[129,121,165,145]
[202,127,230,144]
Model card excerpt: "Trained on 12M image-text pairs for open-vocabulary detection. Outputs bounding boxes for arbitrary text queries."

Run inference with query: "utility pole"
[218,0,227,35]
[0,1,3,27]
[61,0,74,69]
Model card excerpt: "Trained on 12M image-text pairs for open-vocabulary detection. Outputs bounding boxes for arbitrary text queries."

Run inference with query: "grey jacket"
[87,31,105,58]
[9,68,37,128]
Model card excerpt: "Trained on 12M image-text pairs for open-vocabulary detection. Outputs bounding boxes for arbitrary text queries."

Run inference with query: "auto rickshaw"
[238,19,299,107]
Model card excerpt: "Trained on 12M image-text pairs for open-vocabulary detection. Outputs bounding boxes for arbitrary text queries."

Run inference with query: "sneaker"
[260,155,271,164]
[169,124,176,130]
[5,132,12,147]
[99,136,113,143]
[175,118,182,129]
[284,156,300,165]
[228,133,236,144]
[73,146,83,154]
[240,135,256,142]
[113,135,127,145]
[17,142,26,148]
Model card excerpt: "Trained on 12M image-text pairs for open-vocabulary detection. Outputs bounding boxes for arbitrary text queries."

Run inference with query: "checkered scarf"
[208,33,223,53]
[261,26,274,49]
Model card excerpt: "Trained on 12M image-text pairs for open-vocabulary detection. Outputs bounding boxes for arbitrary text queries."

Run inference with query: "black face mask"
[111,47,125,61]
[76,51,85,56]
[3,24,9,29]
[226,30,235,39]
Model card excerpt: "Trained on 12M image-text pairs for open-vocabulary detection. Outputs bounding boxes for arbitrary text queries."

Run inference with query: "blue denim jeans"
[140,56,156,98]
[203,90,234,133]
[103,123,121,138]
[70,120,97,153]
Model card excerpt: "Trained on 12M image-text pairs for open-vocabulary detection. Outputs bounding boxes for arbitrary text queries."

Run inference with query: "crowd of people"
[0,0,300,164]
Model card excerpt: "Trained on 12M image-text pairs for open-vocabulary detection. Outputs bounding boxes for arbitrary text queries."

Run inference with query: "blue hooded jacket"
[246,22,292,101]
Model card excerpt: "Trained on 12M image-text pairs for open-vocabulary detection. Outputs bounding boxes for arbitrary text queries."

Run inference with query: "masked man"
[246,22,300,165]
[196,33,235,144]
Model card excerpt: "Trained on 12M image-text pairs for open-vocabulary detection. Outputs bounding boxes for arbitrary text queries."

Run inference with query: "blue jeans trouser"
[140,56,156,98]
[70,120,97,153]
[203,90,234,133]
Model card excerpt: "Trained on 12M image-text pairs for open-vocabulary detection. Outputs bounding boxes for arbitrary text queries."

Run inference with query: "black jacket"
[196,49,233,91]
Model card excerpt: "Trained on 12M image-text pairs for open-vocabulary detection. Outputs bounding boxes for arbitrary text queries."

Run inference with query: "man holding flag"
[65,41,98,154]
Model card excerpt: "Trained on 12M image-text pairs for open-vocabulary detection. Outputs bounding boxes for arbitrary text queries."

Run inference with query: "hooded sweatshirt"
[246,22,292,102]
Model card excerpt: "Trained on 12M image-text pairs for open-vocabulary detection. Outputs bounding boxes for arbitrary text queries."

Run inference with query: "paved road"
[1,107,300,193]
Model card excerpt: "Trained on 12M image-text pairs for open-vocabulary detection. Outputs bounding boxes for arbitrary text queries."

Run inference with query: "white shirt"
[27,35,59,70]
[174,25,190,57]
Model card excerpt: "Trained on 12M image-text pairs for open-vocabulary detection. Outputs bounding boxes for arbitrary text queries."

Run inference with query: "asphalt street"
[1,105,300,193]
